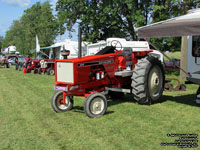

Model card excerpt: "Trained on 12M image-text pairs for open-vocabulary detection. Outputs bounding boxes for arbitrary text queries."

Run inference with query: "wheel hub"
[152,74,159,86]
[90,98,104,115]
[57,96,70,110]
[50,70,54,75]
[94,102,101,111]
[148,66,163,99]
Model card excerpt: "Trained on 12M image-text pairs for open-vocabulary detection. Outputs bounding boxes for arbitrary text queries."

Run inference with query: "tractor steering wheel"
[111,40,122,51]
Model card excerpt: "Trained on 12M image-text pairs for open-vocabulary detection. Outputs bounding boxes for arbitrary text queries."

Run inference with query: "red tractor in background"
[51,36,165,118]
[24,54,48,74]
[38,46,63,75]
[39,58,55,75]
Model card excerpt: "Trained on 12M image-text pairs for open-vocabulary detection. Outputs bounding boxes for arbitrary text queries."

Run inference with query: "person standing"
[15,52,19,70]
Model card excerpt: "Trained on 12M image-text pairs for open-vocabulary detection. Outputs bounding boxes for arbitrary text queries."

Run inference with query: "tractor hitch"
[164,78,186,91]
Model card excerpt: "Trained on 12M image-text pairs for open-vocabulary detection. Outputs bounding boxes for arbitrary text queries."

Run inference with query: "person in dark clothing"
[15,53,19,70]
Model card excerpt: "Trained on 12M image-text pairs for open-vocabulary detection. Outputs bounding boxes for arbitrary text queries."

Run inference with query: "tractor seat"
[118,47,132,57]
[96,46,115,55]
[118,47,133,70]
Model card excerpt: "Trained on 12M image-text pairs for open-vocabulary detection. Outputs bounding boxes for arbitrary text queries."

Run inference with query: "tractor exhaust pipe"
[78,26,82,58]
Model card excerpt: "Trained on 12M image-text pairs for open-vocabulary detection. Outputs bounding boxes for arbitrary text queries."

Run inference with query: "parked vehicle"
[0,54,9,68]
[38,47,58,75]
[7,56,16,66]
[24,54,48,74]
[2,45,17,54]
[51,30,165,118]
[39,58,55,75]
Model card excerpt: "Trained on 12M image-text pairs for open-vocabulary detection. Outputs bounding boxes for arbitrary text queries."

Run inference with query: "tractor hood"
[55,52,121,85]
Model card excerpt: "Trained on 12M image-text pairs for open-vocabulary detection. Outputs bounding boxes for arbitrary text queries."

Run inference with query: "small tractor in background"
[24,54,47,74]
[38,46,63,75]
[39,58,55,75]
[51,29,165,118]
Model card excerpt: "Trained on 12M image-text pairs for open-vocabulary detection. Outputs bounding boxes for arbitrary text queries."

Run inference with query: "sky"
[0,0,78,42]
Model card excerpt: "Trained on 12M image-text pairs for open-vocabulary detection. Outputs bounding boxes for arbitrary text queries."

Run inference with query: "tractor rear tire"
[51,90,73,113]
[47,68,55,76]
[84,92,107,118]
[131,56,164,104]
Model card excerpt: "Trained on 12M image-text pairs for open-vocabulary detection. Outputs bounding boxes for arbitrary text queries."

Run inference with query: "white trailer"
[136,8,200,103]
[2,45,17,54]
[186,36,200,85]
[42,39,88,59]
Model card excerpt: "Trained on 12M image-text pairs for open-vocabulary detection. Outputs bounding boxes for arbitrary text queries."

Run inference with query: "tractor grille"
[40,60,47,68]
[56,62,73,83]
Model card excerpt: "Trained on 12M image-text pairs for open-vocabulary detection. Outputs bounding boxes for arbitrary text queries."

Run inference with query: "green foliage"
[56,0,145,42]
[56,0,200,51]
[0,36,3,50]
[2,1,59,55]
[150,37,181,52]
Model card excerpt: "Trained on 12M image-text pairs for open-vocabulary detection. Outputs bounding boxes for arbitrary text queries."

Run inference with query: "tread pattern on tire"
[84,92,107,118]
[131,56,164,104]
[47,68,55,75]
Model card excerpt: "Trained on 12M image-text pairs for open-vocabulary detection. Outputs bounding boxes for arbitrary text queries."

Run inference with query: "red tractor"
[24,54,48,74]
[24,56,41,74]
[39,58,55,75]
[51,39,165,118]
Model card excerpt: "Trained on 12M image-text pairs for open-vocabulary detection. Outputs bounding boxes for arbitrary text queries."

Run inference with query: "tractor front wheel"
[131,56,164,104]
[84,92,107,118]
[47,68,55,76]
[51,91,73,112]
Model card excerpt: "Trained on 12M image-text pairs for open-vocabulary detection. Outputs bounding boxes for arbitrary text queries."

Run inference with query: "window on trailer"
[192,36,200,57]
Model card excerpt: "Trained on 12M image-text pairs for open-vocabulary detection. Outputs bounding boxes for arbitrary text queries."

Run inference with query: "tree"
[3,1,59,55]
[0,36,3,50]
[56,0,200,51]
[56,0,146,42]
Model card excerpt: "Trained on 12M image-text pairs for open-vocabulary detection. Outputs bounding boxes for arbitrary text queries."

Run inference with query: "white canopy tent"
[137,8,200,38]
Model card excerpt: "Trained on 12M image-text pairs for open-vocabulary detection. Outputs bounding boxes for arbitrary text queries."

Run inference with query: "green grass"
[0,67,200,150]
[164,51,181,61]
